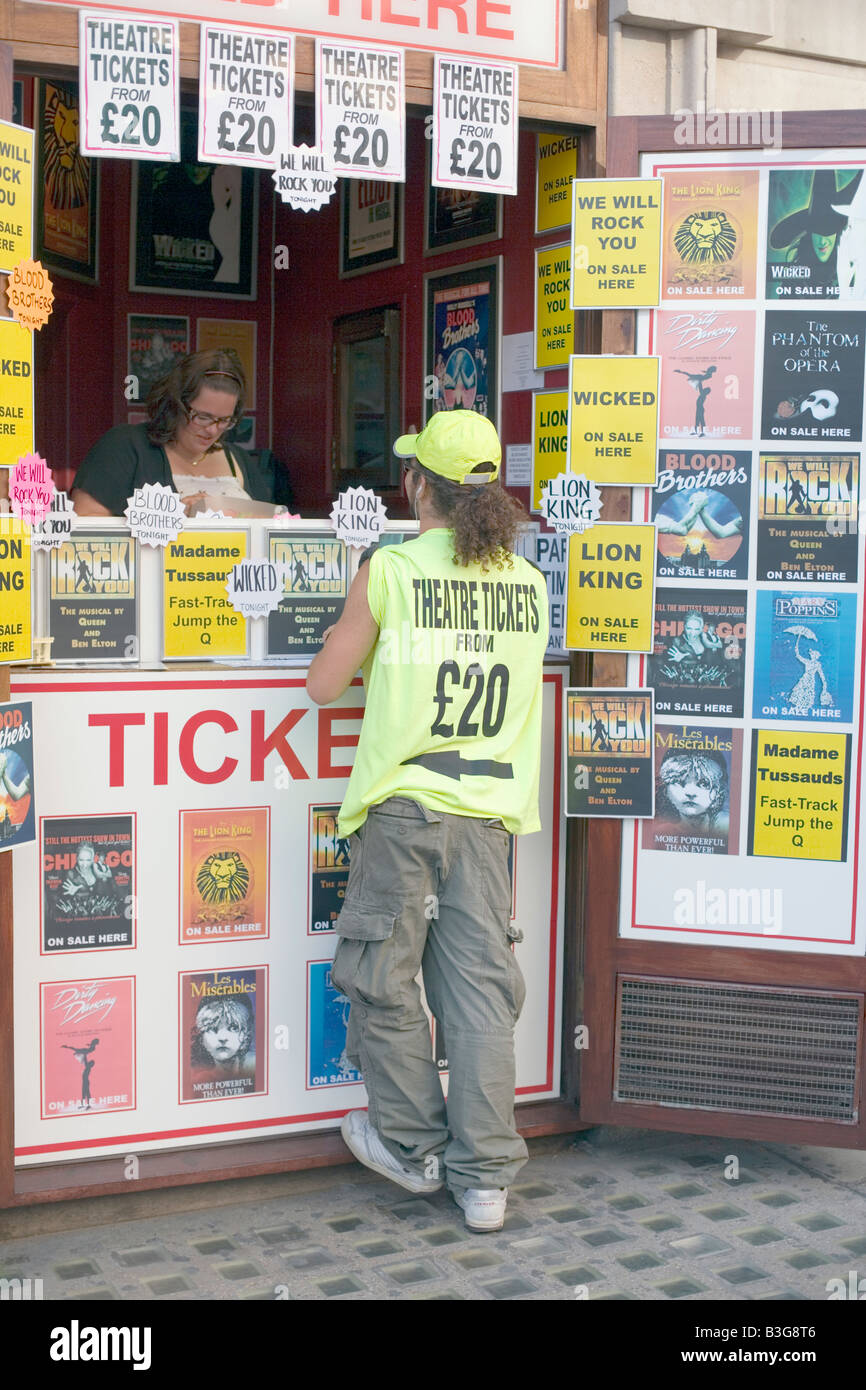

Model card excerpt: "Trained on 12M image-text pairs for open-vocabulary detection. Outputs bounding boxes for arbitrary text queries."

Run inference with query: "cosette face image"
[191,998,254,1069]
[657,751,728,826]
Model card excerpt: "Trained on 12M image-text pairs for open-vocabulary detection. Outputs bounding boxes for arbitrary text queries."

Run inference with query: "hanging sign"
[163,529,250,660]
[79,9,180,161]
[531,388,568,513]
[0,318,34,469]
[9,453,54,525]
[571,177,662,309]
[432,56,517,197]
[0,519,32,663]
[565,689,655,819]
[6,259,54,332]
[567,355,659,485]
[124,482,185,547]
[199,27,293,168]
[565,523,656,653]
[535,243,574,369]
[226,558,286,620]
[32,491,74,552]
[272,145,337,212]
[535,131,578,235]
[540,472,601,535]
[316,40,404,184]
[0,120,33,275]
[330,487,387,550]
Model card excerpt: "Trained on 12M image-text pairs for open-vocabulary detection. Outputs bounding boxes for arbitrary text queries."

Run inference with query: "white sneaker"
[340,1110,444,1194]
[455,1187,508,1232]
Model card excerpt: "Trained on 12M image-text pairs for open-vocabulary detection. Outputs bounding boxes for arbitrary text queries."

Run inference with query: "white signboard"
[272,145,337,212]
[316,40,404,184]
[38,0,563,68]
[199,26,293,168]
[79,9,180,160]
[432,55,518,197]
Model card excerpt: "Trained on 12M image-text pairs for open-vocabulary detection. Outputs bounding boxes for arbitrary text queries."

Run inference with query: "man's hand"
[306,562,379,705]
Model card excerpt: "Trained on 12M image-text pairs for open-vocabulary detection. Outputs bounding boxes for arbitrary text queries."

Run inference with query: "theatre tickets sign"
[34,0,563,68]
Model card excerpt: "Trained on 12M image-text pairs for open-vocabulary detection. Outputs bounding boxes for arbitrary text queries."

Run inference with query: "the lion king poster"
[179,807,270,944]
[661,168,758,300]
[35,78,99,283]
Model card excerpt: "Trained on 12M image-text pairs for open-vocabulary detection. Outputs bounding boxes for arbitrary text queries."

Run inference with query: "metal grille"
[615,977,861,1122]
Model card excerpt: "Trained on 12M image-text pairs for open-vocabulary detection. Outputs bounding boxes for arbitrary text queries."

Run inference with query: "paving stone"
[64,1286,119,1301]
[572,1174,605,1186]
[637,1215,683,1233]
[551,1264,604,1285]
[655,1277,707,1298]
[606,1194,648,1212]
[754,1192,799,1209]
[509,1236,565,1257]
[736,1226,784,1246]
[451,1248,501,1270]
[356,1239,404,1258]
[697,1204,747,1222]
[794,1213,844,1232]
[840,1236,866,1256]
[716,1265,769,1285]
[382,1261,439,1286]
[543,1204,592,1224]
[784,1250,829,1270]
[217,1261,262,1281]
[317,1275,366,1296]
[580,1227,627,1247]
[241,1288,286,1301]
[617,1252,666,1271]
[663,1183,708,1199]
[511,1182,557,1199]
[682,1155,720,1169]
[255,1225,307,1245]
[669,1233,731,1256]
[592,1290,638,1300]
[387,1199,440,1222]
[501,1211,532,1233]
[55,1260,101,1280]
[410,1289,465,1300]
[280,1247,335,1271]
[324,1216,364,1233]
[420,1227,464,1247]
[142,1275,191,1296]
[190,1237,236,1255]
[113,1247,166,1268]
[756,1290,809,1301]
[629,1163,673,1177]
[481,1276,538,1299]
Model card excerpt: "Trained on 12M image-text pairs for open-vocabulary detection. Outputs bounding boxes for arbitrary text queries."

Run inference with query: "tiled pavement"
[2,1125,866,1300]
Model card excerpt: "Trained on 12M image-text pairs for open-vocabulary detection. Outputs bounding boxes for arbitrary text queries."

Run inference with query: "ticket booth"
[0,0,604,1206]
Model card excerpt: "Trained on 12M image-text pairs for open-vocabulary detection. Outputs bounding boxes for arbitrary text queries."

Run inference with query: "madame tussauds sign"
[32,0,562,68]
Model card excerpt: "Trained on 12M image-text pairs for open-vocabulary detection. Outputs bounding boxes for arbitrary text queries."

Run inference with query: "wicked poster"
[180,967,267,1102]
[757,453,859,583]
[661,167,759,300]
[765,167,865,300]
[40,976,135,1119]
[641,724,743,855]
[41,814,135,952]
[656,309,755,441]
[653,449,750,581]
[648,588,748,719]
[752,591,857,724]
[761,310,866,442]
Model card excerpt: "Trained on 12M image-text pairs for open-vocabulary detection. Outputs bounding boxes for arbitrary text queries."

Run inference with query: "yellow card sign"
[567,355,659,485]
[163,530,249,660]
[535,131,578,234]
[571,177,662,308]
[565,523,655,652]
[535,244,574,370]
[0,120,34,274]
[0,519,32,662]
[0,317,34,468]
[531,388,568,512]
[748,729,850,863]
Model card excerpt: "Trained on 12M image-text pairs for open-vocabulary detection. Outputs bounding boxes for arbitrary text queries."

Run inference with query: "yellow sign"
[531,389,568,513]
[0,120,34,275]
[565,523,655,652]
[571,177,662,308]
[567,355,659,485]
[535,131,578,234]
[6,258,54,332]
[535,244,574,370]
[163,530,249,660]
[0,318,34,468]
[0,519,32,662]
[749,729,850,862]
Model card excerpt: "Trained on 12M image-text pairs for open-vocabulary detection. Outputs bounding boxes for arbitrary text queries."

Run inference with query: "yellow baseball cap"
[393,410,502,485]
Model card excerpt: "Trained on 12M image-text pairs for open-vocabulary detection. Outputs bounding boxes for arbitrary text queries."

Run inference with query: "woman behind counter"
[71,349,276,517]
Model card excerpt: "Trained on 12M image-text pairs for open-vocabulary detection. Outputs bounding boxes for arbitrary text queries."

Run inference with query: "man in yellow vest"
[306,411,548,1232]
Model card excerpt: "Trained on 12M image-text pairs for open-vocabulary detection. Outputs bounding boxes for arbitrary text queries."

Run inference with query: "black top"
[72,424,275,516]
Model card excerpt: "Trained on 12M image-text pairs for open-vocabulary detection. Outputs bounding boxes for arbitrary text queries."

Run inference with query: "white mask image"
[798,390,839,421]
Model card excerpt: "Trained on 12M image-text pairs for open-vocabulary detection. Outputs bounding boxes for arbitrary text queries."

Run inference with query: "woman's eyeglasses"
[184,406,236,429]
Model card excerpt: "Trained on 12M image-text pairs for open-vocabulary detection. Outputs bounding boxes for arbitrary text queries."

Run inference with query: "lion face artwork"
[674,210,737,265]
[42,84,90,212]
[195,851,251,905]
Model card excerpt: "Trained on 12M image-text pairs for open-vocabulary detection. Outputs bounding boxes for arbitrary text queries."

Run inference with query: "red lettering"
[382,0,420,24]
[178,710,238,784]
[476,0,513,39]
[89,712,146,787]
[318,708,363,778]
[154,710,168,786]
[250,708,308,781]
[328,0,375,17]
[427,0,469,33]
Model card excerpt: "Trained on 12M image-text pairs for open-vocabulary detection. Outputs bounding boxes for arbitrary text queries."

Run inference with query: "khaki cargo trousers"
[331,796,528,1193]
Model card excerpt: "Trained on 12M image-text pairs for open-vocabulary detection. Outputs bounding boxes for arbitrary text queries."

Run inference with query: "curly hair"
[657,751,729,825]
[146,349,246,446]
[190,996,254,1069]
[406,459,528,570]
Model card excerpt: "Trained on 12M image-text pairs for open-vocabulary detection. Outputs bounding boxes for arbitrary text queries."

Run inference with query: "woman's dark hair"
[146,349,246,445]
[406,459,528,570]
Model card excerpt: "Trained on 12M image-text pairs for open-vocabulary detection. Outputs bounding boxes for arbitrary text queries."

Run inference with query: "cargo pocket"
[503,924,526,1021]
[331,902,399,1010]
